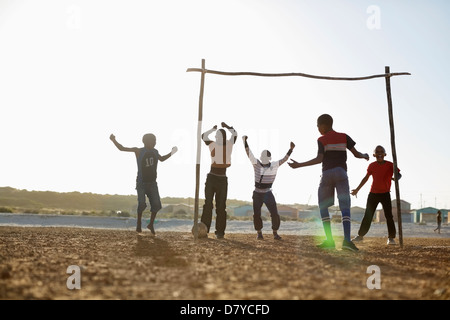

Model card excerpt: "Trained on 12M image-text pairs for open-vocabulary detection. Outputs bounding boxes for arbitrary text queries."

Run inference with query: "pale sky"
[1,0,449,210]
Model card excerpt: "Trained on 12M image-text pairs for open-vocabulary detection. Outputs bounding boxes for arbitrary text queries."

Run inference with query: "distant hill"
[0,187,253,215]
[0,187,135,213]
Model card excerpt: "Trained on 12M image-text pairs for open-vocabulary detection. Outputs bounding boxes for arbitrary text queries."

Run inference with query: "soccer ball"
[192,222,208,238]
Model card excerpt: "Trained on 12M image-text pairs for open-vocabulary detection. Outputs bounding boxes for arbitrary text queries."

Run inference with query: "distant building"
[411,207,448,224]
[393,199,411,211]
[376,199,413,223]
[350,206,366,222]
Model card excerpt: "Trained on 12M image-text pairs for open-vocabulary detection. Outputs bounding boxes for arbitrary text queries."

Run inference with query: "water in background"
[0,212,447,238]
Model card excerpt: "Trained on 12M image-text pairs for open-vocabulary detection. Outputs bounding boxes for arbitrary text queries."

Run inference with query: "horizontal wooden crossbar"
[186,68,411,81]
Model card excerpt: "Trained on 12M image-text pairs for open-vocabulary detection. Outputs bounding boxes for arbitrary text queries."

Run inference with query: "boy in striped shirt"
[289,114,369,251]
[243,135,295,240]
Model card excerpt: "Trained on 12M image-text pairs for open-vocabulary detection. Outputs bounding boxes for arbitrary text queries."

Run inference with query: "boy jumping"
[110,133,177,234]
[200,122,238,239]
[243,135,295,240]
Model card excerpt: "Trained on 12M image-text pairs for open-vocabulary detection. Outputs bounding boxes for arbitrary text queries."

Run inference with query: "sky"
[1,0,450,210]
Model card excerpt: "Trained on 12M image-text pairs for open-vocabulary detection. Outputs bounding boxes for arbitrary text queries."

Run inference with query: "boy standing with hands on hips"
[289,114,369,252]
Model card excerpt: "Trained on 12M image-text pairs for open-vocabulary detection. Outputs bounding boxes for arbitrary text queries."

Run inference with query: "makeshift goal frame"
[187,59,410,247]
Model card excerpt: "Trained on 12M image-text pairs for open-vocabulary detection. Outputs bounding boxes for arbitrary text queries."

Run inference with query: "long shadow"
[194,235,286,255]
[133,235,188,267]
[220,238,280,254]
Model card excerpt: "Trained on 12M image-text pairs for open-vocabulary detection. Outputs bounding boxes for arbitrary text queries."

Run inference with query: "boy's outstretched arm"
[351,173,370,197]
[159,147,178,162]
[242,136,257,164]
[350,147,369,161]
[242,135,250,157]
[110,134,139,153]
[279,142,295,165]
[288,153,323,169]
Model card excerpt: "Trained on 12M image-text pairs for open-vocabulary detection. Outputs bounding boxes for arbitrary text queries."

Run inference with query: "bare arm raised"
[159,147,178,162]
[202,125,217,146]
[279,141,295,166]
[242,135,257,164]
[110,134,139,154]
[222,122,238,144]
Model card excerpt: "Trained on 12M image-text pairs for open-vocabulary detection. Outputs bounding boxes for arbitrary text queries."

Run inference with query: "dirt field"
[0,226,448,300]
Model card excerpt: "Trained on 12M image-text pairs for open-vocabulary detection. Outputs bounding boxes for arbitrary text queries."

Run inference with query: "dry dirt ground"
[0,226,448,300]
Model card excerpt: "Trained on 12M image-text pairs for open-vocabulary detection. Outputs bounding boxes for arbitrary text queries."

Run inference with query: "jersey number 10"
[145,157,154,167]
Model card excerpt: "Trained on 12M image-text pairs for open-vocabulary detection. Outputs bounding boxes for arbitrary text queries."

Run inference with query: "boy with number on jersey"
[110,133,177,234]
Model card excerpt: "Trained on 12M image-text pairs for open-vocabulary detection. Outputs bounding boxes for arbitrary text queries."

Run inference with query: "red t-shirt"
[367,161,400,193]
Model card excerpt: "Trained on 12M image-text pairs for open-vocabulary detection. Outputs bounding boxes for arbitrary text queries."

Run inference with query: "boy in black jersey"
[110,133,178,233]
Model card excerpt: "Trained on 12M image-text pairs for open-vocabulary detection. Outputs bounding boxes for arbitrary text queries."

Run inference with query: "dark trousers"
[358,192,396,238]
[252,191,280,231]
[201,174,228,236]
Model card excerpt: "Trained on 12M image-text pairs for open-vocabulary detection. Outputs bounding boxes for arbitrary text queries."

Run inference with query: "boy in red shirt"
[351,145,401,245]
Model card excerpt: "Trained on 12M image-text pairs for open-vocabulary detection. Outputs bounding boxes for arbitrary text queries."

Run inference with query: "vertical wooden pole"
[385,66,403,247]
[193,59,206,240]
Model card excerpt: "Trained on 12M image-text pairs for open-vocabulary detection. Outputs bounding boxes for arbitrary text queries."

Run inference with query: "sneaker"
[273,233,282,241]
[215,233,224,239]
[387,238,396,245]
[317,239,336,250]
[257,232,264,240]
[342,239,359,252]
[352,235,364,242]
